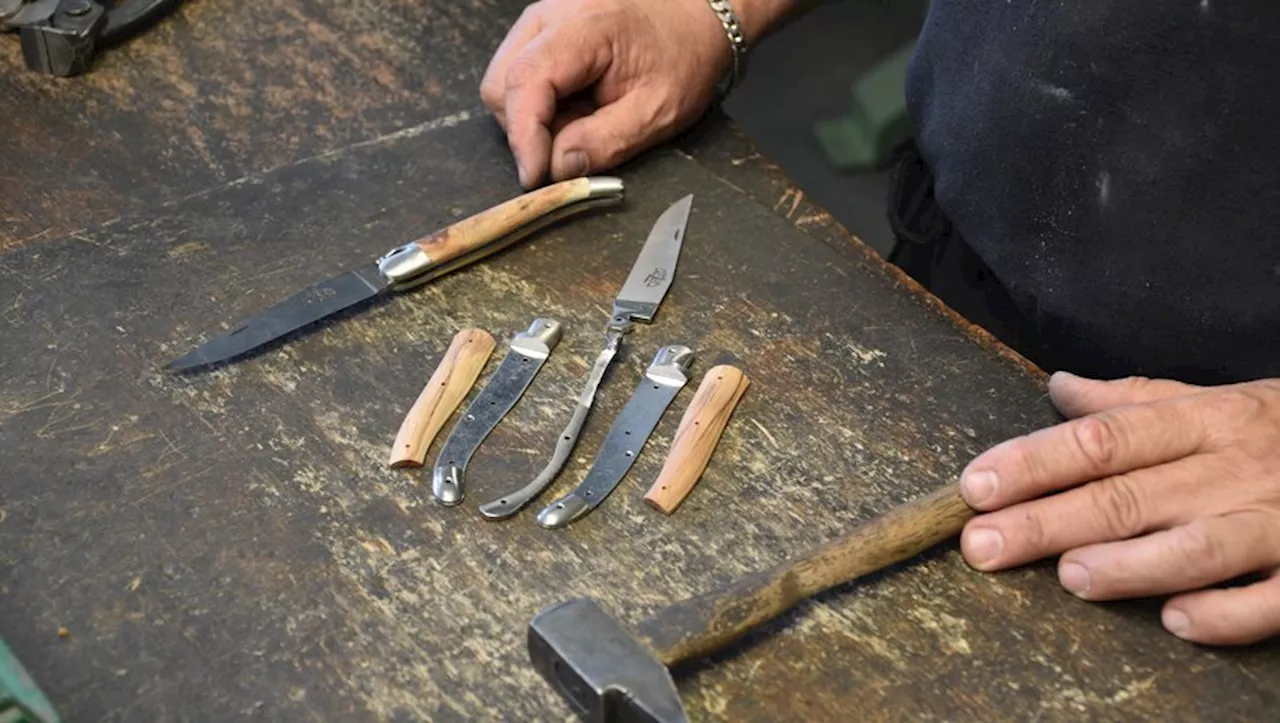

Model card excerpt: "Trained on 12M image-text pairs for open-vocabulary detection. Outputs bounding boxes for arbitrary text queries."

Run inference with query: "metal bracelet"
[705,0,749,98]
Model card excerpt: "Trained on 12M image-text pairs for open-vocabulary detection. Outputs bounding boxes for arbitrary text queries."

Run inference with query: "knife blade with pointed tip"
[477,193,693,517]
[167,176,626,371]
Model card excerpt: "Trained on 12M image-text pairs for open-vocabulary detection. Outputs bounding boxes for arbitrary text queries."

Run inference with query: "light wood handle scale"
[643,365,750,515]
[416,177,620,269]
[388,329,496,468]
[634,483,976,667]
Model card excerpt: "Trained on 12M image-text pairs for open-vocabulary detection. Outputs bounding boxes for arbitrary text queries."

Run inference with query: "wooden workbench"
[2,2,1276,720]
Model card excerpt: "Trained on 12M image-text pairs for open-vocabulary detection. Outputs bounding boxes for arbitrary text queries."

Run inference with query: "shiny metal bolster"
[587,176,626,199]
[535,492,592,529]
[376,242,433,285]
[645,345,694,387]
[432,464,464,507]
[510,317,563,359]
[386,179,626,292]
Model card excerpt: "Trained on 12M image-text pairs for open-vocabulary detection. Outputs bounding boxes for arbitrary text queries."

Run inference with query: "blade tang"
[535,345,695,529]
[378,176,626,291]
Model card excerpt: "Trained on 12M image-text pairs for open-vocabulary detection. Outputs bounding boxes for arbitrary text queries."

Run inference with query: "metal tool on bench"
[2,0,182,76]
[535,344,693,529]
[431,318,564,506]
[528,483,977,722]
[167,177,625,371]
[478,194,693,520]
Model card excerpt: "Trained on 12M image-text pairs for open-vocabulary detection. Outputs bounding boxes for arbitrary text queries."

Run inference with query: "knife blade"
[167,176,626,371]
[477,193,693,517]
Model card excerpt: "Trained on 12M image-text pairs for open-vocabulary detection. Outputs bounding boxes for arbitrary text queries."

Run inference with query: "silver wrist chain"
[704,0,749,99]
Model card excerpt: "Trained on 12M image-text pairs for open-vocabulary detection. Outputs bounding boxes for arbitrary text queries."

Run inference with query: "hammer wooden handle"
[634,483,975,667]
[388,328,495,468]
[643,365,749,515]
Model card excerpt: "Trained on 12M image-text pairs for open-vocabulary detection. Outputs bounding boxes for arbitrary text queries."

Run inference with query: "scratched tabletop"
[1,2,1277,721]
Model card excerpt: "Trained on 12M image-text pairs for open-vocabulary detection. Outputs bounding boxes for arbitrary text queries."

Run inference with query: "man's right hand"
[480,0,793,189]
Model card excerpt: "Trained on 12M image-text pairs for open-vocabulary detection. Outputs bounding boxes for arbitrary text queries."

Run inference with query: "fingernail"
[517,161,531,188]
[1059,562,1091,596]
[1049,370,1081,386]
[561,149,589,178]
[965,528,1004,568]
[961,470,999,506]
[1163,608,1191,638]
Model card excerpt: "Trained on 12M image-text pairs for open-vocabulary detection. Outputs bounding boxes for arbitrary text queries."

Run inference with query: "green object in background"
[0,638,60,723]
[814,39,916,172]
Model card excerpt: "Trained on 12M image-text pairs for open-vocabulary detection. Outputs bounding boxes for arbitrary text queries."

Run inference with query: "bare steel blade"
[611,194,691,325]
[168,264,389,370]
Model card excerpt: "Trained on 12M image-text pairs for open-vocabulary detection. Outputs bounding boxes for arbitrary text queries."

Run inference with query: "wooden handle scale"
[376,177,626,290]
[633,483,976,667]
[643,365,750,514]
[388,328,496,468]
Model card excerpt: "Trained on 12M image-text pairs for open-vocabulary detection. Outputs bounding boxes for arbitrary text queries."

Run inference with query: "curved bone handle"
[389,328,496,468]
[643,365,749,515]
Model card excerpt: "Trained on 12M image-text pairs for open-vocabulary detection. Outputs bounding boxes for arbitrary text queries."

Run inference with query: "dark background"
[724,0,928,256]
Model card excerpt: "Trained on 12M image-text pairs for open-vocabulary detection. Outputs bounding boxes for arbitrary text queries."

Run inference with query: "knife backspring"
[477,326,626,519]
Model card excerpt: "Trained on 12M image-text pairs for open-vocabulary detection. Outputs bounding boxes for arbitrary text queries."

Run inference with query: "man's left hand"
[958,372,1280,645]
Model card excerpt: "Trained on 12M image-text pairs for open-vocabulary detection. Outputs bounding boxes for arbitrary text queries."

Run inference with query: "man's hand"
[958,372,1280,645]
[481,0,806,189]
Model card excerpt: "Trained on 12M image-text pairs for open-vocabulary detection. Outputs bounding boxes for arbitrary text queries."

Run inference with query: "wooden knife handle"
[415,177,625,266]
[635,483,976,667]
[643,365,750,515]
[388,328,496,468]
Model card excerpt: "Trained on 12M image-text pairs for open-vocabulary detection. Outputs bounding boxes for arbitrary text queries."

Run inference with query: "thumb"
[1048,371,1201,418]
[548,89,682,181]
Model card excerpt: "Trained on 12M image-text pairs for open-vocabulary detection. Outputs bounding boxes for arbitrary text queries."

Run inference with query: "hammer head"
[528,597,688,723]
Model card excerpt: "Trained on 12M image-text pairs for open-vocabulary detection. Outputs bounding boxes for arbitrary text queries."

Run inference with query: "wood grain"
[388,328,495,468]
[636,483,975,667]
[413,177,596,264]
[644,365,750,515]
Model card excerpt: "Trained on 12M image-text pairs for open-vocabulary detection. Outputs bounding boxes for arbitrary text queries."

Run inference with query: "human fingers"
[503,20,612,187]
[547,89,681,180]
[548,94,596,136]
[1163,568,1280,645]
[1056,512,1280,601]
[959,394,1210,512]
[481,4,545,130]
[1048,371,1202,419]
[960,456,1219,570]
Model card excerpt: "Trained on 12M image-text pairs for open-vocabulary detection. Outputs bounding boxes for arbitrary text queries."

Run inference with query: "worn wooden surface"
[1,2,1277,721]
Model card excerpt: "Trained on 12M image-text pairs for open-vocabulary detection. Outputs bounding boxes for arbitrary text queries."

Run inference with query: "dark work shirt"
[906,0,1279,384]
